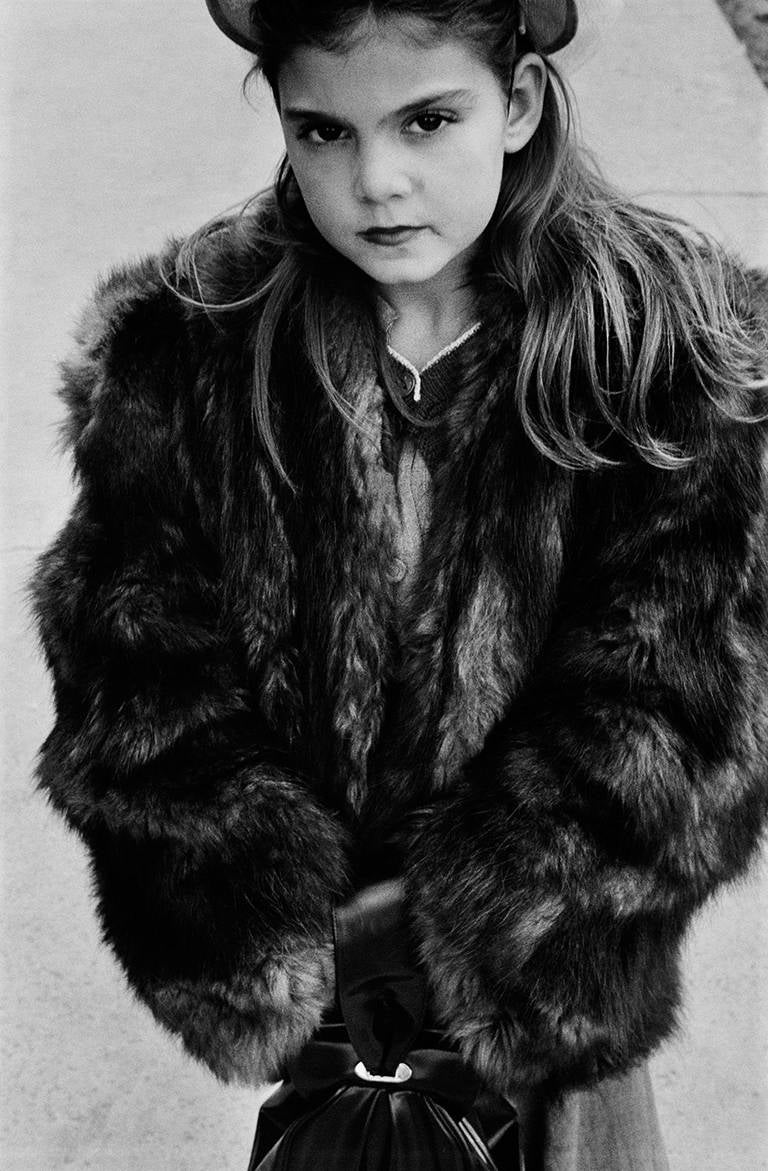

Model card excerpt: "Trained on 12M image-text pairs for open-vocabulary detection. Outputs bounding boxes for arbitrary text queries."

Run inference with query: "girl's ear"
[503,53,548,154]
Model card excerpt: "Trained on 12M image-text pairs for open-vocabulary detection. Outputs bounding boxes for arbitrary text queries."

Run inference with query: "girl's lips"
[360,227,425,246]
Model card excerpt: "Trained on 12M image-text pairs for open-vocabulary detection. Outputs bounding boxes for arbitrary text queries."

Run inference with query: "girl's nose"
[353,141,413,203]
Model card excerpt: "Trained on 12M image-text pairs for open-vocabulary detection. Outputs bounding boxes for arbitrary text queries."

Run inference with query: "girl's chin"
[351,252,458,287]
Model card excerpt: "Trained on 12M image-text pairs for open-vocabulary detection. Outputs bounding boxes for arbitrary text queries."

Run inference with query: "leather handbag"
[246,879,520,1169]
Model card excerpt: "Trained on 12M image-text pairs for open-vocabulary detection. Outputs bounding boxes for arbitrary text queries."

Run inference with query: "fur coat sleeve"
[401,273,768,1095]
[29,253,351,1086]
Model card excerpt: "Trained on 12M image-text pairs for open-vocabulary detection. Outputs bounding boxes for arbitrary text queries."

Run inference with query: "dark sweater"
[381,322,481,478]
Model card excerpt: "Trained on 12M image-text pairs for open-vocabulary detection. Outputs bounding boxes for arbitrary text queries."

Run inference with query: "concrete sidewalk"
[2,2,767,1168]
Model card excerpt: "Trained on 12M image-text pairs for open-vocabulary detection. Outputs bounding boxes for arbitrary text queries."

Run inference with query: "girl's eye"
[408,110,454,135]
[302,124,346,145]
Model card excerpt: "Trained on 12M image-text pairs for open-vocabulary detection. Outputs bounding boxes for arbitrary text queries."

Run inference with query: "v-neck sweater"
[381,320,482,479]
[379,321,481,607]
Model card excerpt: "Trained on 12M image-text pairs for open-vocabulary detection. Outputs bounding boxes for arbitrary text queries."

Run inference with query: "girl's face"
[278,16,545,301]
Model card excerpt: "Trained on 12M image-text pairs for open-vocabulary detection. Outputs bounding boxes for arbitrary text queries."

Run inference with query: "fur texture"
[29,233,768,1093]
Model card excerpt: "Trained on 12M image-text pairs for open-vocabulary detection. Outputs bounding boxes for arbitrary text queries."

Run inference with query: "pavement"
[1,1,767,1168]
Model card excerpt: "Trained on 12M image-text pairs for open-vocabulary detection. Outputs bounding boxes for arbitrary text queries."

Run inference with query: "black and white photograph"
[3,1,768,1168]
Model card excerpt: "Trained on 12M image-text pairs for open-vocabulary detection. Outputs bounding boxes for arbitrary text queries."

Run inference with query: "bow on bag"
[247,880,520,1170]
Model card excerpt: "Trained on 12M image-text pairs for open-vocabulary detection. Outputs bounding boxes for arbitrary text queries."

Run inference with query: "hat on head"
[205,0,579,56]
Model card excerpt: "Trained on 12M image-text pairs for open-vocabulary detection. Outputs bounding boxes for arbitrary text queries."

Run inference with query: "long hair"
[167,0,766,486]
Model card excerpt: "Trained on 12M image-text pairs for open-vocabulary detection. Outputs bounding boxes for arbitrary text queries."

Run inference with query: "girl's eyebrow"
[282,88,476,125]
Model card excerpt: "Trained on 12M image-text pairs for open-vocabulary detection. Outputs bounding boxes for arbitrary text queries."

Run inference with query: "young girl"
[31,0,768,1167]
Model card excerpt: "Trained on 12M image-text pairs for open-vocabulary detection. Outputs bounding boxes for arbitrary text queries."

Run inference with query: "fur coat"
[30,220,768,1099]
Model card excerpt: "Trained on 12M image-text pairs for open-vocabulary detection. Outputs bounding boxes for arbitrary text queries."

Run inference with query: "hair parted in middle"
[170,0,766,487]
